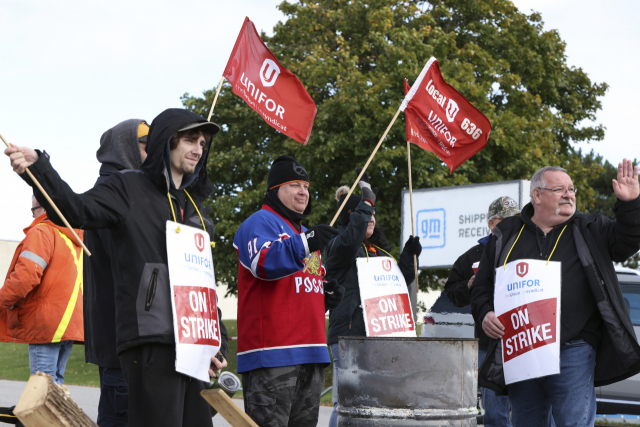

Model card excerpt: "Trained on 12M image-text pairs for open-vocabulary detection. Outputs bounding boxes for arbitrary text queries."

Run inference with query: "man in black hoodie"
[84,119,149,427]
[5,109,228,427]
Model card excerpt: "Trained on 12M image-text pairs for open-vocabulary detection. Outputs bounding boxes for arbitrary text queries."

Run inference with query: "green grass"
[0,341,100,386]
[0,319,423,398]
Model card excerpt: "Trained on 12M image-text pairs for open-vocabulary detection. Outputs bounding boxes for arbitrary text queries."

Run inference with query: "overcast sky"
[0,0,637,241]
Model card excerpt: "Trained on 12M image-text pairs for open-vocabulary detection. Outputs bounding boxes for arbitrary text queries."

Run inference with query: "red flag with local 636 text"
[402,57,491,173]
[223,17,317,145]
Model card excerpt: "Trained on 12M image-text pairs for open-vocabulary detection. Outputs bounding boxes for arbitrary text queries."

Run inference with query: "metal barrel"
[336,337,478,426]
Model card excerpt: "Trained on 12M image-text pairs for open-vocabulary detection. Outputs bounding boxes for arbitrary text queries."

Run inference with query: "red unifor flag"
[223,17,317,145]
[401,57,491,173]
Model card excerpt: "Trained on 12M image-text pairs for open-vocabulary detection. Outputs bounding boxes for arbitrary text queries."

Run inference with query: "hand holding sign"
[612,158,639,202]
[482,311,505,339]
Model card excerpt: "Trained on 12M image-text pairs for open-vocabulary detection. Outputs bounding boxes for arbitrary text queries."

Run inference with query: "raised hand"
[612,158,640,202]
[4,144,39,174]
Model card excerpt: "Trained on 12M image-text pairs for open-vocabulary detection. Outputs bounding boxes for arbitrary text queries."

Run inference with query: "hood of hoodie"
[27,213,84,247]
[141,109,216,198]
[96,119,147,171]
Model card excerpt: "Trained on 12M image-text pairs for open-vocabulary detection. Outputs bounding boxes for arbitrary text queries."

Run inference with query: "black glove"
[356,168,378,205]
[324,280,345,311]
[305,225,339,253]
[356,168,370,183]
[403,235,422,257]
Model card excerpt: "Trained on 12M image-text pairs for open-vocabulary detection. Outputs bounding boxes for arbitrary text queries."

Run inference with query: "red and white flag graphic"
[402,57,491,173]
[223,17,317,145]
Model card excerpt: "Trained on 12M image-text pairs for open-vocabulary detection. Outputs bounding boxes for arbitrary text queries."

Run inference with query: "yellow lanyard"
[504,224,567,269]
[362,243,397,263]
[167,190,214,247]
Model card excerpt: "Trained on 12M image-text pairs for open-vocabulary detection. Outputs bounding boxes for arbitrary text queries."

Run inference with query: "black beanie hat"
[267,155,309,190]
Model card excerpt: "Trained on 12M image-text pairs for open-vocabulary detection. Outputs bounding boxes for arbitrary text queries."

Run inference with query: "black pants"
[98,367,129,427]
[242,364,324,427]
[119,343,212,427]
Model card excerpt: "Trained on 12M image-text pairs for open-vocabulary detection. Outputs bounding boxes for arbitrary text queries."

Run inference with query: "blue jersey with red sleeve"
[233,205,330,373]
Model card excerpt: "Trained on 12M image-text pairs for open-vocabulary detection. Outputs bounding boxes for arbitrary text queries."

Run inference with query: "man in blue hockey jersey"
[233,155,343,427]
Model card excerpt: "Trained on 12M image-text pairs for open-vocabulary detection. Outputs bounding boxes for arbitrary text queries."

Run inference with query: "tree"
[182,0,608,295]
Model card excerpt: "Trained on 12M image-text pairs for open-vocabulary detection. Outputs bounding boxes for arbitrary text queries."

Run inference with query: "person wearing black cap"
[5,109,229,427]
[324,170,422,427]
[233,155,343,427]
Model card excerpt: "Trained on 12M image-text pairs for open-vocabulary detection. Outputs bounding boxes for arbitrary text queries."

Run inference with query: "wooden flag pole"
[329,108,402,227]
[201,389,258,427]
[207,76,226,122]
[406,140,419,288]
[0,133,91,256]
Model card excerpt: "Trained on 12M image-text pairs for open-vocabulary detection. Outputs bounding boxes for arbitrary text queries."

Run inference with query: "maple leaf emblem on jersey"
[303,252,323,277]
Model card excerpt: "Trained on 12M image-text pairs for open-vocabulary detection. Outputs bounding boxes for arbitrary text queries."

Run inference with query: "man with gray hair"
[446,195,520,427]
[471,160,640,426]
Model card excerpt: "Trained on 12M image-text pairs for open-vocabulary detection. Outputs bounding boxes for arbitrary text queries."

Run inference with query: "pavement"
[0,379,333,426]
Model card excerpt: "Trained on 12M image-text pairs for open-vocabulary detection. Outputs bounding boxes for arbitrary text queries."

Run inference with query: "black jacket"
[444,238,490,349]
[471,199,640,393]
[84,119,145,368]
[22,109,228,358]
[325,201,415,345]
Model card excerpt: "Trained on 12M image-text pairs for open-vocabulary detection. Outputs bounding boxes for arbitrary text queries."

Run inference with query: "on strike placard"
[356,257,416,337]
[166,221,221,382]
[494,259,561,384]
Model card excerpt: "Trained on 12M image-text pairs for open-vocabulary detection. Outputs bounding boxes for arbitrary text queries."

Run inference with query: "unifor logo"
[260,59,280,87]
[195,233,205,253]
[382,259,392,272]
[446,98,459,122]
[516,262,528,278]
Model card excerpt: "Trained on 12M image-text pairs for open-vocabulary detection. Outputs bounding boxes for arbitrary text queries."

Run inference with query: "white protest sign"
[166,221,221,382]
[356,257,416,337]
[494,259,561,385]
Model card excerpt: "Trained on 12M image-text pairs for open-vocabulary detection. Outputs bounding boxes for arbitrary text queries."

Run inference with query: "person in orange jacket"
[0,195,84,385]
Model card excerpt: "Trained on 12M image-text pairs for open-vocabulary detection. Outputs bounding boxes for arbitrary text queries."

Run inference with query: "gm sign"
[417,208,445,249]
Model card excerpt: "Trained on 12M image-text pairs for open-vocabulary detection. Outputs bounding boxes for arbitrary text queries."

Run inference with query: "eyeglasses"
[31,206,42,214]
[537,187,577,195]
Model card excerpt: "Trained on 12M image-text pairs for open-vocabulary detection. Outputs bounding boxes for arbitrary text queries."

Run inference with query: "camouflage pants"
[242,364,324,427]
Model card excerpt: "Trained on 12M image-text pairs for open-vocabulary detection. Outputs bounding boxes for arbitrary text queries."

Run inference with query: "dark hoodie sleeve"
[324,201,374,270]
[21,151,130,230]
[218,308,229,360]
[444,250,474,307]
[470,236,497,325]
[599,196,640,262]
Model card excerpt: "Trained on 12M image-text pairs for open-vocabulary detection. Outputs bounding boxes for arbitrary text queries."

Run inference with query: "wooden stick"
[14,372,98,427]
[329,108,402,227]
[207,76,226,122]
[0,133,91,256]
[201,389,258,427]
[406,140,419,288]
